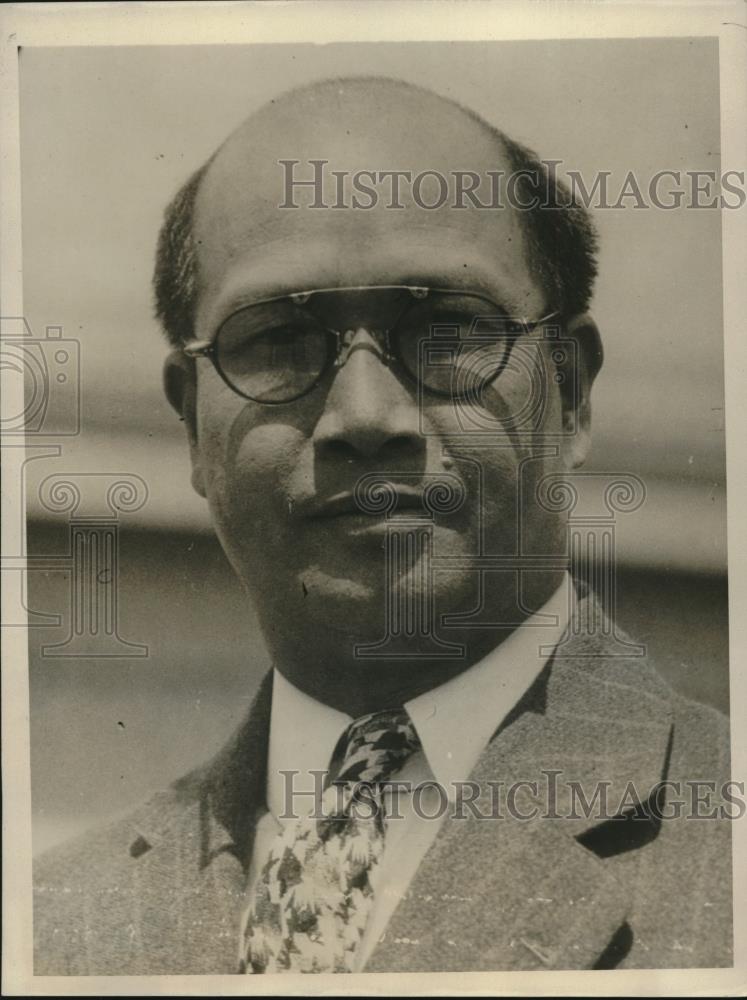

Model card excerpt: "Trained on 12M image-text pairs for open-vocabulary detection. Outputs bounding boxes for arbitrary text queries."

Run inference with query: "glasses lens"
[215,302,330,402]
[395,293,523,397]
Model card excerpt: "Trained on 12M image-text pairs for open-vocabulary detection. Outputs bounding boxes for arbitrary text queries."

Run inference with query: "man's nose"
[313,327,424,462]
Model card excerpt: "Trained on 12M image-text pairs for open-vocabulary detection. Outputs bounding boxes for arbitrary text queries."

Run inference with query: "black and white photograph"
[1,2,745,994]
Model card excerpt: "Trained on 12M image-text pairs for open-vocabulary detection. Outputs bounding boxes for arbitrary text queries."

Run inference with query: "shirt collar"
[405,572,574,796]
[266,572,574,816]
[267,669,351,821]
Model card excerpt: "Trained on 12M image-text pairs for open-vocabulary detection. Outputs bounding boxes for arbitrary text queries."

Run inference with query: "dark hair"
[500,134,598,320]
[153,159,212,348]
[153,124,598,347]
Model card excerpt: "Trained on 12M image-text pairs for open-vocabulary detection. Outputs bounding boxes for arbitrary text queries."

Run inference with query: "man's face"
[177,85,586,653]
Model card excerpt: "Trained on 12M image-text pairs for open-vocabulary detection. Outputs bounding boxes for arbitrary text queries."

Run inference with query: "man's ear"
[557,313,603,469]
[163,349,206,498]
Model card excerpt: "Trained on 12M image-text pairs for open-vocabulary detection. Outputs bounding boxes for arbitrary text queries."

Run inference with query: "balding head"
[200,74,508,188]
[192,76,547,339]
[155,75,598,348]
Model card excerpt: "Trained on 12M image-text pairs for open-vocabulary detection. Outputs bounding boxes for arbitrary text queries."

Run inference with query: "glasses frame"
[182,284,559,405]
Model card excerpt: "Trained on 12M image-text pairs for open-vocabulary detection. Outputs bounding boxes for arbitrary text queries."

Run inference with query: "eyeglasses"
[183,285,559,405]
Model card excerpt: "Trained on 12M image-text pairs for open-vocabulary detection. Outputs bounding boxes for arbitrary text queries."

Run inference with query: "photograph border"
[2,2,745,995]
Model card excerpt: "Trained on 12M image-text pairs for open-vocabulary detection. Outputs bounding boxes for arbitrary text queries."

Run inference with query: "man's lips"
[302,487,426,520]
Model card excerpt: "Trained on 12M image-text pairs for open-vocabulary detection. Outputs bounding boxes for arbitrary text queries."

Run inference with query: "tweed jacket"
[33,592,733,975]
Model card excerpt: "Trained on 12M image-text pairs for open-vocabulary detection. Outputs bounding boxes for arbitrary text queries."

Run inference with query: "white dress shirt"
[245,573,573,970]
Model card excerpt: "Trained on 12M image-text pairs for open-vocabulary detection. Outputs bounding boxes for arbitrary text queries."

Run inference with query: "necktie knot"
[335,708,421,785]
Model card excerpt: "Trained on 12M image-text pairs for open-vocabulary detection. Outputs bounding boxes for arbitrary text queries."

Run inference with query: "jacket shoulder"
[669,690,730,777]
[34,785,197,878]
[628,695,733,968]
[33,787,199,975]
[33,675,272,975]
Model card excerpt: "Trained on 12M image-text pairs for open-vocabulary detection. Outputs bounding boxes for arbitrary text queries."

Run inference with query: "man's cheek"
[206,426,305,525]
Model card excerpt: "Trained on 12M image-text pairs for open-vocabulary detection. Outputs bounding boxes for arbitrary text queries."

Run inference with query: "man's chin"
[298,566,376,605]
[292,564,472,640]
[294,565,432,639]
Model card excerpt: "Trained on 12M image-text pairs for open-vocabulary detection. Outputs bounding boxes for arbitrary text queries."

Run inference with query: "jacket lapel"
[202,668,275,868]
[366,593,675,972]
[120,671,274,974]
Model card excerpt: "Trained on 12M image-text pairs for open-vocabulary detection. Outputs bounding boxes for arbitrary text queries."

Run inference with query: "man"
[33,76,731,975]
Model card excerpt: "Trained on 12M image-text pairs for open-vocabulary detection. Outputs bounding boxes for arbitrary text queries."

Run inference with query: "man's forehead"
[197,80,511,208]
[204,76,509,173]
[191,78,540,318]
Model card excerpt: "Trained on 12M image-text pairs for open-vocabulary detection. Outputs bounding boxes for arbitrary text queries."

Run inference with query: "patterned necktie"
[239,708,421,974]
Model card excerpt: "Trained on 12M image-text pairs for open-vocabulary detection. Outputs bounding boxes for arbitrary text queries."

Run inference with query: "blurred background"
[17,39,727,855]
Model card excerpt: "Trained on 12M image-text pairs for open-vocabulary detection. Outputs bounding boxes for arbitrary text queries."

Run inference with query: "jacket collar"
[202,668,274,867]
